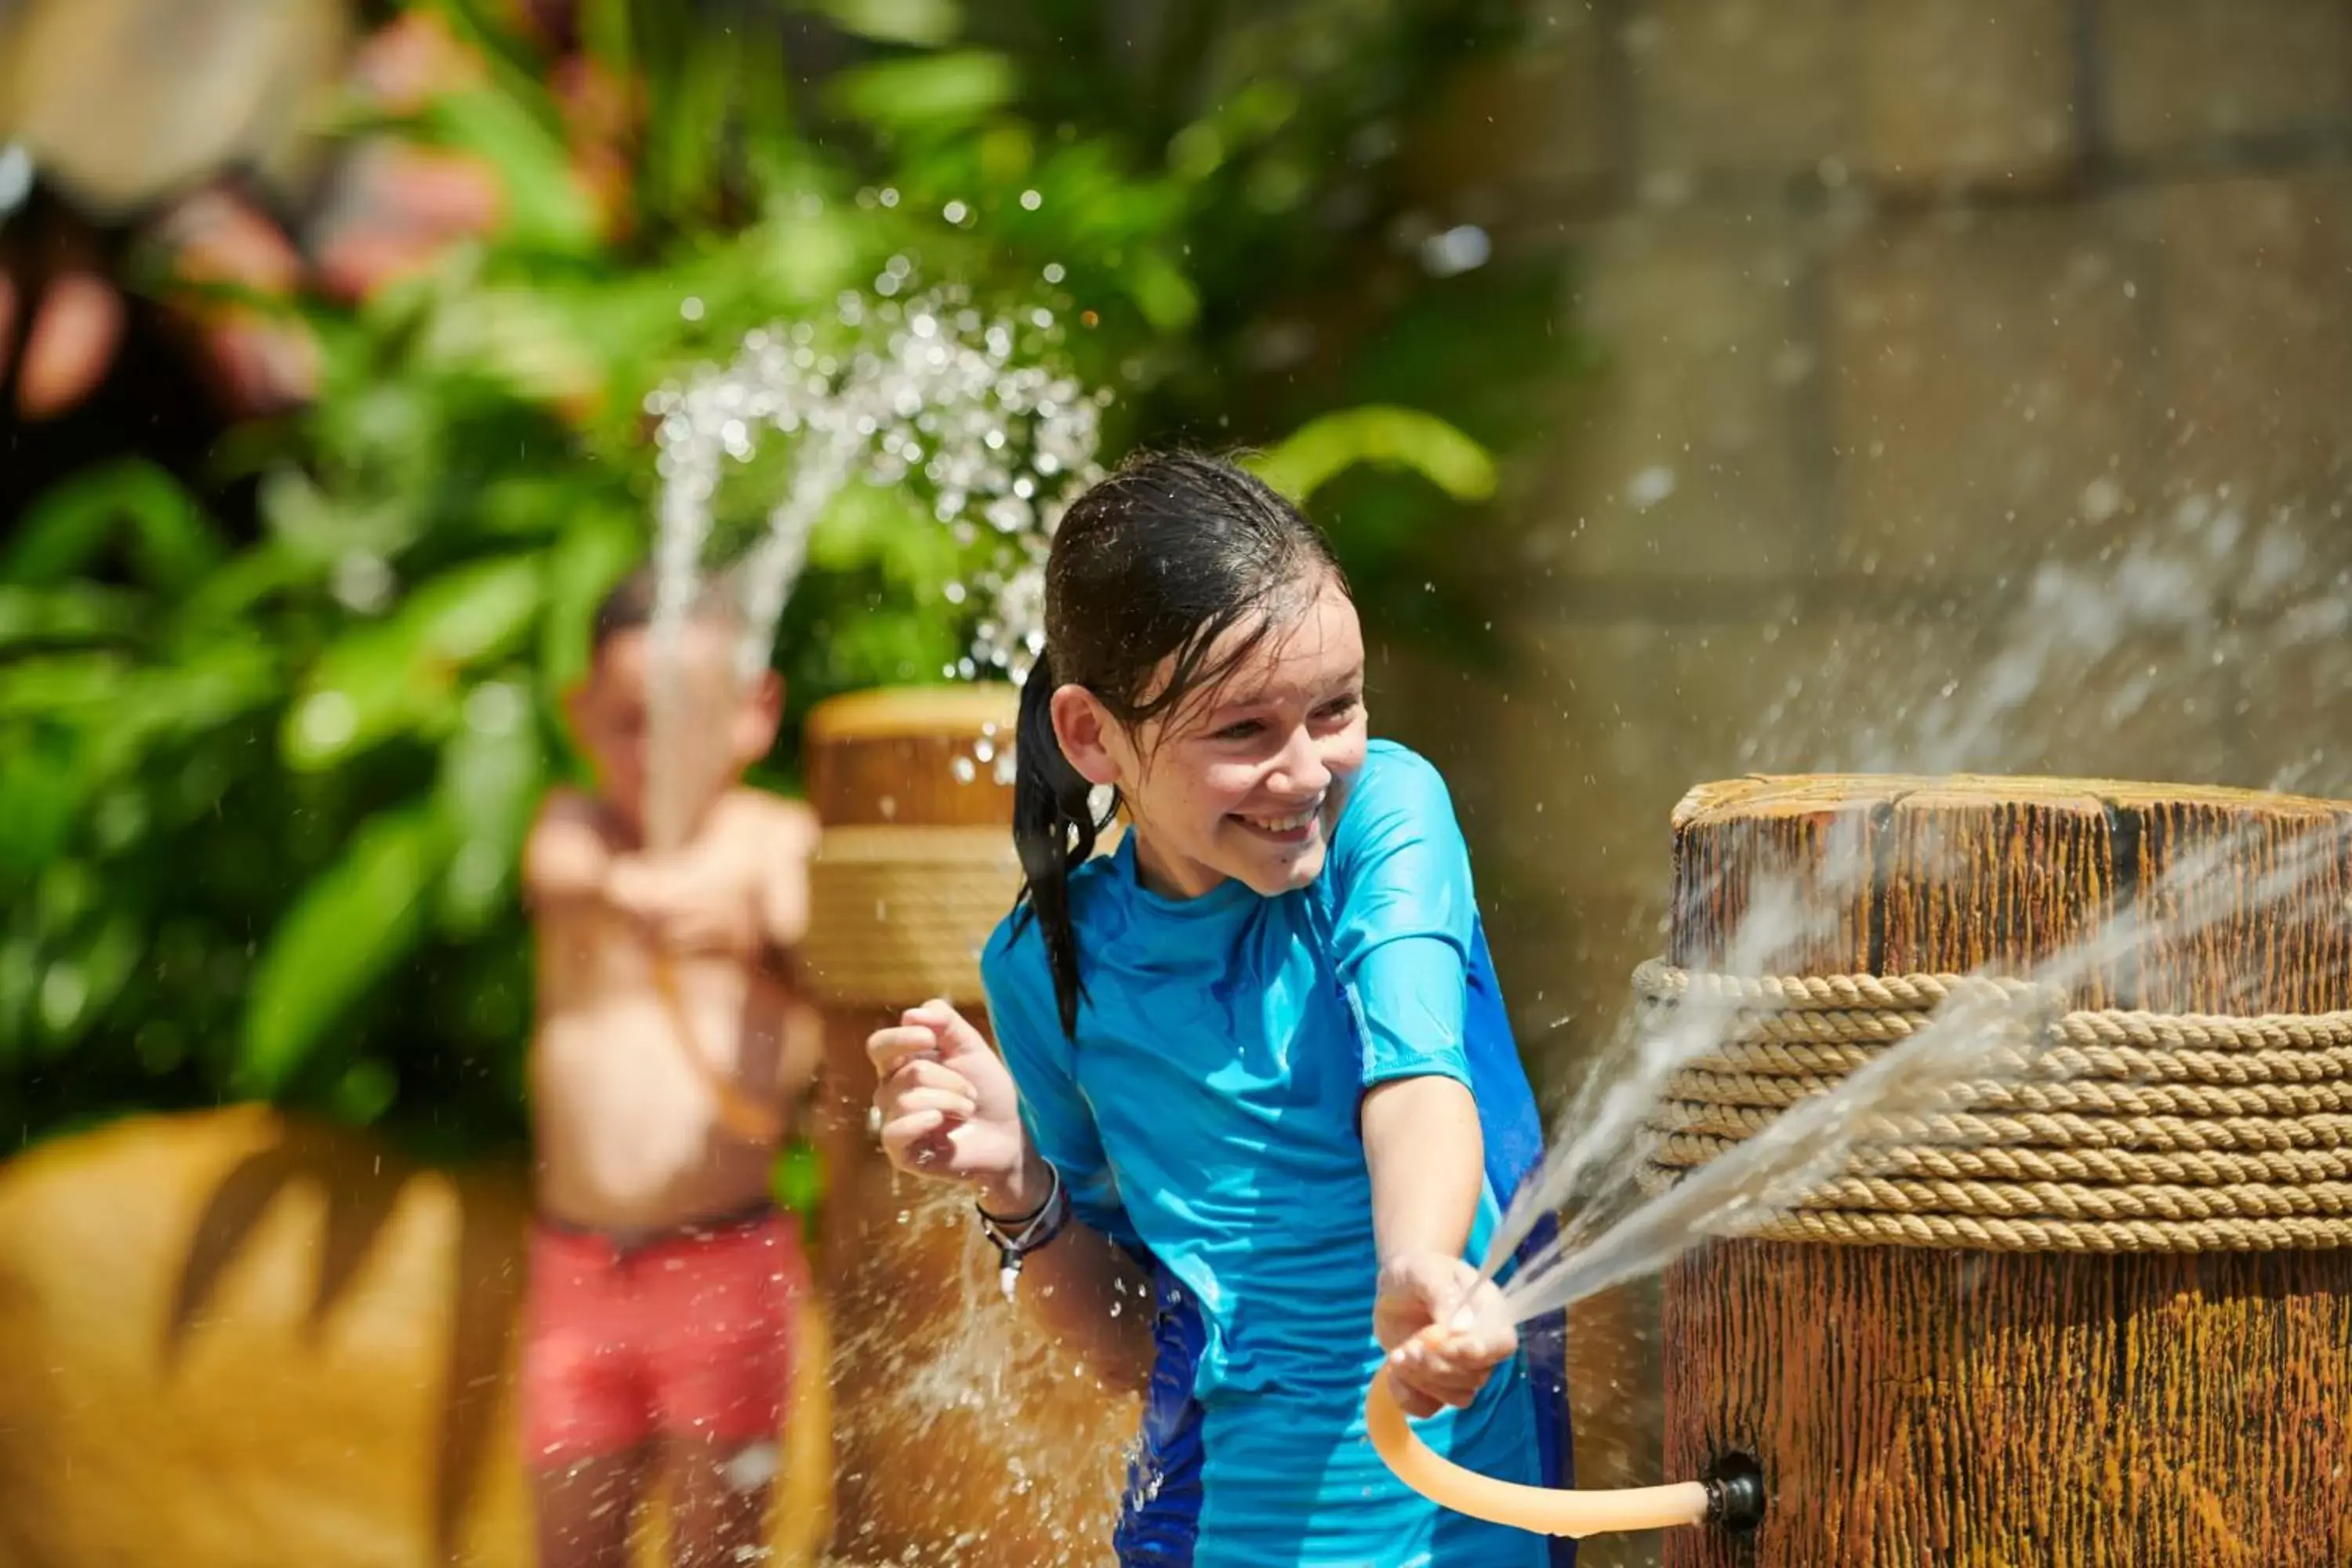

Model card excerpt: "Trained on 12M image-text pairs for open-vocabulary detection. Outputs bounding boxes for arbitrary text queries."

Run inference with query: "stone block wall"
[1395,3,2352,1551]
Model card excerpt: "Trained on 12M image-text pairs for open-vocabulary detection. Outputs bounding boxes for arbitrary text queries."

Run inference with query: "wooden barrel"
[800,685,1137,1567]
[1657,775,2352,1567]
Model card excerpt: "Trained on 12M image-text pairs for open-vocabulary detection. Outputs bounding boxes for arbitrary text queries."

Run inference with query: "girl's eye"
[1212,719,1265,742]
[1316,695,1361,723]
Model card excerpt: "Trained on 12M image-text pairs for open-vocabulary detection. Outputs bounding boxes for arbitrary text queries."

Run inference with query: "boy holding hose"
[520,568,822,1568]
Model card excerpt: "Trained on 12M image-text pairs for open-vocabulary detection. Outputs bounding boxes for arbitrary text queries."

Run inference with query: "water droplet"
[1419,224,1490,278]
[1626,466,1678,510]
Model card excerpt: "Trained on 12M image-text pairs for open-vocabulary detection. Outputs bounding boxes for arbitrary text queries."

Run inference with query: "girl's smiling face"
[1053,571,1368,900]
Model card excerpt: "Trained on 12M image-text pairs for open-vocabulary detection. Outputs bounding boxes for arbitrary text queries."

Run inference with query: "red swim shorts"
[521,1207,807,1467]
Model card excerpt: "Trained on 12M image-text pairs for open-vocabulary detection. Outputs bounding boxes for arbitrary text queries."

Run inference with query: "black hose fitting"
[1702,1452,1766,1534]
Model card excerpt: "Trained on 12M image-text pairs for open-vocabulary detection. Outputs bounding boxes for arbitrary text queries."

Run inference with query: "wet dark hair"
[590,564,739,655]
[1013,450,1350,1035]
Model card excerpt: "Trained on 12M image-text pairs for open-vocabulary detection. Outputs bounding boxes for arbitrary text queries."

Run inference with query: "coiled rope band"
[800,826,1021,1009]
[1632,960,2352,1253]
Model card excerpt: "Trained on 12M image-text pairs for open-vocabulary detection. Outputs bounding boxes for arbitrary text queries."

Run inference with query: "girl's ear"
[1049,684,1124,787]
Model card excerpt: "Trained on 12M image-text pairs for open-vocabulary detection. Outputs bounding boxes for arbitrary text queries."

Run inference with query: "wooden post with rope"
[1652,776,2352,1567]
[797,685,1138,1566]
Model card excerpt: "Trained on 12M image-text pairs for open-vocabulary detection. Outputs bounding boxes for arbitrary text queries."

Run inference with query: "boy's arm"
[603,793,811,962]
[522,789,615,909]
[754,797,819,962]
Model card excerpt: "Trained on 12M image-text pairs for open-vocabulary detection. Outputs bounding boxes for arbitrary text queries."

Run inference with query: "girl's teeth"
[1247,811,1314,833]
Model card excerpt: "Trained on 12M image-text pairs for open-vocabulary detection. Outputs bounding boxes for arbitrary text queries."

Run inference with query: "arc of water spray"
[631,281,1107,1143]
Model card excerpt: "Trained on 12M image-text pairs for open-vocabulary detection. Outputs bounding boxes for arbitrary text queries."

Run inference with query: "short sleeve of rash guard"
[1327,747,1479,1091]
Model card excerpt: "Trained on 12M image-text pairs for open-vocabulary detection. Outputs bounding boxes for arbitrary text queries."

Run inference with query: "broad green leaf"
[577,0,636,78]
[168,541,312,638]
[3,462,223,590]
[797,0,960,45]
[258,468,419,566]
[434,683,549,933]
[0,585,142,649]
[430,88,602,253]
[330,1058,401,1125]
[287,556,544,770]
[413,0,569,124]
[0,937,37,1067]
[828,52,1015,131]
[541,509,643,692]
[737,211,862,307]
[0,655,125,716]
[419,286,605,407]
[1123,247,1200,332]
[0,738,81,874]
[120,466,227,589]
[34,860,98,942]
[641,18,739,219]
[808,481,956,588]
[1245,407,1497,507]
[34,914,144,1053]
[79,644,283,787]
[238,807,449,1094]
[976,122,1034,184]
[283,622,437,771]
[479,475,601,538]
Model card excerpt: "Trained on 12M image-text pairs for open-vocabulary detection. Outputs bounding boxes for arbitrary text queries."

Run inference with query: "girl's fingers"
[866,1024,942,1077]
[903,997,989,1054]
[887,1058,975,1098]
[1392,1322,1512,1410]
[890,1086,978,1120]
[877,1106,945,1158]
[1390,1355,1483,1412]
[1385,1366,1443,1420]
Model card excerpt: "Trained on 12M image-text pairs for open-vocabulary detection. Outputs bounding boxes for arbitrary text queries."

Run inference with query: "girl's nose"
[1269,728,1331,797]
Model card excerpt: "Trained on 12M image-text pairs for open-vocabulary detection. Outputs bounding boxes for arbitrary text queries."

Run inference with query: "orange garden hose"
[649,956,785,1146]
[1365,1365,1754,1540]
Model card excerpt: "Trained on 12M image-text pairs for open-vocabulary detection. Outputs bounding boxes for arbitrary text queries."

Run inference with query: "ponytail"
[1011,649,1104,1036]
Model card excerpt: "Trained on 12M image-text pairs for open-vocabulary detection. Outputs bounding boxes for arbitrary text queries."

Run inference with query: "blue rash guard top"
[980,740,1573,1568]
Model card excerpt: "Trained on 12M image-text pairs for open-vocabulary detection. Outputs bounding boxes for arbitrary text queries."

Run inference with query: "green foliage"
[0,0,1574,1156]
[1246,407,1498,509]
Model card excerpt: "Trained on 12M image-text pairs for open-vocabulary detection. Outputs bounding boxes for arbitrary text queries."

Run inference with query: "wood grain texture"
[1660,775,2352,1568]
[803,687,1134,1566]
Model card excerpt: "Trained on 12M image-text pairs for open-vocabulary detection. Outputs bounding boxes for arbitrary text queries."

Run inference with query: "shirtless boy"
[521,568,821,1568]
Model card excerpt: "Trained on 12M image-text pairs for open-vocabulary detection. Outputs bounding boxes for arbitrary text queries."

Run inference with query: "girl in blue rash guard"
[865,452,1572,1568]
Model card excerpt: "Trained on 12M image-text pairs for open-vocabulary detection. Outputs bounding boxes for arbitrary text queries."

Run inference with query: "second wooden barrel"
[1657,775,2352,1567]
[799,685,1137,1566]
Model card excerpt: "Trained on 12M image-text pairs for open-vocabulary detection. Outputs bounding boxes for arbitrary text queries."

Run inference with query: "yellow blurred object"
[0,1107,832,1567]
[0,0,353,219]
